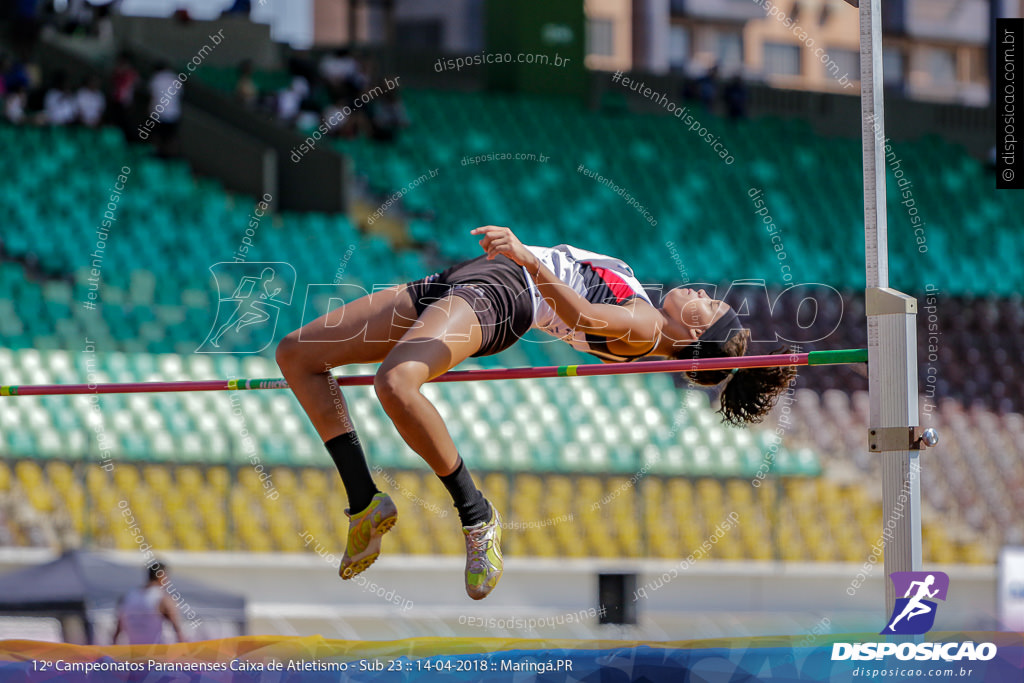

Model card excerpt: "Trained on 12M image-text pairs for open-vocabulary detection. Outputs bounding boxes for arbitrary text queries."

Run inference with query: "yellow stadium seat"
[208,466,230,493]
[271,468,298,493]
[142,464,172,488]
[483,471,508,494]
[15,460,43,486]
[17,461,54,512]
[0,448,990,564]
[300,468,330,494]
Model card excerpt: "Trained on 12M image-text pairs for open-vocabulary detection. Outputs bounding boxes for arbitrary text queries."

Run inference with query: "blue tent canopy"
[0,549,246,642]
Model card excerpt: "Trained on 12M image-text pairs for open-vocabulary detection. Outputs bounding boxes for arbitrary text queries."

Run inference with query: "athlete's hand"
[470,226,538,271]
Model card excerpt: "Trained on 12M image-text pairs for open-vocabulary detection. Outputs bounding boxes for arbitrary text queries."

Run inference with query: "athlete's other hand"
[470,226,537,271]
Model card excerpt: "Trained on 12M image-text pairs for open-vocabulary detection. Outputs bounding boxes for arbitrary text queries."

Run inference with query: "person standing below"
[3,84,27,124]
[112,562,185,644]
[318,48,360,100]
[148,62,181,157]
[75,75,105,127]
[723,75,748,120]
[275,75,308,125]
[234,59,257,108]
[43,71,76,126]
[368,90,409,142]
[109,51,139,140]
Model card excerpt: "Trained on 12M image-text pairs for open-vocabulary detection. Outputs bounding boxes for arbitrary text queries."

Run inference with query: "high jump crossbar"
[0,349,867,397]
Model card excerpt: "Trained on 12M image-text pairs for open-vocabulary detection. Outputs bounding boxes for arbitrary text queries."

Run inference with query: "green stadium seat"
[0,102,903,486]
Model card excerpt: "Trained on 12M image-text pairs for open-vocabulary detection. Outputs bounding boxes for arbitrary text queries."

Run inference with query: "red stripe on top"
[587,264,636,304]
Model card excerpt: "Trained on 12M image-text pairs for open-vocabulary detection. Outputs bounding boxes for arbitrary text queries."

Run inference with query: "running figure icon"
[888,574,939,631]
[881,570,949,635]
[209,267,283,347]
[198,262,295,354]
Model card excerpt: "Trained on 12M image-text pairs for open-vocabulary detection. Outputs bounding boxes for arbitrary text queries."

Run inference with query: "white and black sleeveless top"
[524,244,653,362]
[118,585,166,644]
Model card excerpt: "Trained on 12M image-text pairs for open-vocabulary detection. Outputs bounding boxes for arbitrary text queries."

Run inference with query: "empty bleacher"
[0,87,1018,567]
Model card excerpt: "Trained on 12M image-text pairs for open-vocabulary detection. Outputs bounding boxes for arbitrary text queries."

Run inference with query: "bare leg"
[373,295,483,476]
[275,285,419,441]
[372,295,502,599]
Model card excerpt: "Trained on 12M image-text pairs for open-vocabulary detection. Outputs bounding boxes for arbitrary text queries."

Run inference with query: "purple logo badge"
[881,571,950,635]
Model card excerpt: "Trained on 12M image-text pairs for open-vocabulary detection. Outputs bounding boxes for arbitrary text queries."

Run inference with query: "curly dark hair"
[148,560,166,583]
[671,329,797,426]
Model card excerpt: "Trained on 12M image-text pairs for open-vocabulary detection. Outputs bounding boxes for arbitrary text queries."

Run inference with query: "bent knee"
[374,363,424,405]
[275,331,315,373]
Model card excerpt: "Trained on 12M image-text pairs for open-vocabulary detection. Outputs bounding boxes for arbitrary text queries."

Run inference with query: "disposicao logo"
[882,571,949,635]
[831,571,998,662]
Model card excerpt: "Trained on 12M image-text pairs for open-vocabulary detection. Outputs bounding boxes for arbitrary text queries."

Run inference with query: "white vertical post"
[859,0,923,621]
[860,0,888,290]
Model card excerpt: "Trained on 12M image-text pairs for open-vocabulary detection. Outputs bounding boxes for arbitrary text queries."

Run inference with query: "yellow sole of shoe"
[340,513,397,580]
[341,552,379,579]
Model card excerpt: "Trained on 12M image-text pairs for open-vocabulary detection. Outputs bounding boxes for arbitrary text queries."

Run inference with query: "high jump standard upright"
[858,0,928,621]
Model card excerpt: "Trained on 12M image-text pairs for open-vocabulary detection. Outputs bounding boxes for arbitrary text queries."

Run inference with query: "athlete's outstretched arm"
[470,226,660,343]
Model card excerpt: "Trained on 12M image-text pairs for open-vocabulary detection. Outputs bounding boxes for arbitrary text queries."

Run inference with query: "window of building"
[715,30,743,71]
[882,47,904,85]
[829,48,860,82]
[587,18,614,58]
[763,42,802,76]
[669,25,690,71]
[928,47,956,86]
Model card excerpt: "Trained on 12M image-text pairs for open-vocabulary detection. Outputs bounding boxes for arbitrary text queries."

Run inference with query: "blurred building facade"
[112,0,1017,105]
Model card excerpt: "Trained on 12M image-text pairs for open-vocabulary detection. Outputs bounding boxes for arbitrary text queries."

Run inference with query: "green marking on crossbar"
[807,348,868,366]
[251,378,289,390]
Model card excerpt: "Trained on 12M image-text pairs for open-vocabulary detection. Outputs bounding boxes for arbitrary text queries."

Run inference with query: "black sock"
[438,458,490,527]
[325,431,379,514]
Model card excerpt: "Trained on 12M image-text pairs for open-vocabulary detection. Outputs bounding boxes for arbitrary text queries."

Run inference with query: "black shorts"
[405,255,534,357]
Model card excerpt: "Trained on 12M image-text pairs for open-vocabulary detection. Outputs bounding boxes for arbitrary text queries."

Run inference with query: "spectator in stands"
[3,84,27,124]
[0,53,36,121]
[112,561,185,645]
[52,0,96,35]
[148,62,182,157]
[235,58,257,108]
[43,71,76,125]
[52,0,119,43]
[319,48,355,87]
[275,75,309,124]
[4,58,32,95]
[109,51,139,139]
[696,64,719,111]
[368,90,409,143]
[322,97,353,138]
[76,74,105,127]
[92,0,119,41]
[723,75,748,120]
[319,48,365,101]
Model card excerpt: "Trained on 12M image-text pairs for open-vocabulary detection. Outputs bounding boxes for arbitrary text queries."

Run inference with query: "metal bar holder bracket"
[869,426,939,452]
